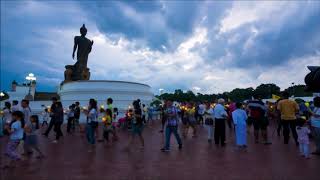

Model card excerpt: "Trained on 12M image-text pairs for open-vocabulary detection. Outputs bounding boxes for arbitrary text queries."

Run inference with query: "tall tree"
[254,83,281,99]
[284,85,313,97]
[229,87,254,102]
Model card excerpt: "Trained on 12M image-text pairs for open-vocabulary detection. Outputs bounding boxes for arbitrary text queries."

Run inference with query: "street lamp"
[25,73,36,100]
[159,88,164,95]
[0,91,5,109]
[291,82,295,97]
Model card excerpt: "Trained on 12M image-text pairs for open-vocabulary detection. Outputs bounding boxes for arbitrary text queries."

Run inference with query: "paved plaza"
[1,121,319,180]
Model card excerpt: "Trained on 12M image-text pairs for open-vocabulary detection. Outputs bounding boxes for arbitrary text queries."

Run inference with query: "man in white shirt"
[213,98,228,146]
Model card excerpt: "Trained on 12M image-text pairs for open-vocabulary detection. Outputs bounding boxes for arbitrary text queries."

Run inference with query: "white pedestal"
[58,80,153,112]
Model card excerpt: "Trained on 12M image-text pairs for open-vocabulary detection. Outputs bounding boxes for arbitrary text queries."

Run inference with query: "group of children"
[3,111,44,169]
[82,98,145,151]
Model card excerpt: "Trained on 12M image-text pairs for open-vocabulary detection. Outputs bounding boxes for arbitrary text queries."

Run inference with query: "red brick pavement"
[1,121,319,180]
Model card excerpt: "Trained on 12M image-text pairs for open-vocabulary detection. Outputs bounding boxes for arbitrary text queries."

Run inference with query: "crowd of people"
[1,92,320,169]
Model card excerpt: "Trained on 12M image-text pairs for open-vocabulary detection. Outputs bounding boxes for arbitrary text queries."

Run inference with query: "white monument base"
[58,80,153,114]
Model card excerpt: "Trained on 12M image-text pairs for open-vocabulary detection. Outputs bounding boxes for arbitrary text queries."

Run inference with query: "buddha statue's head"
[80,24,87,36]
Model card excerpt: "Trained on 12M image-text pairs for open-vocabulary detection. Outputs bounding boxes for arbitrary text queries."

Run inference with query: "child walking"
[3,111,24,169]
[102,109,117,143]
[296,119,311,159]
[42,108,50,127]
[24,115,45,159]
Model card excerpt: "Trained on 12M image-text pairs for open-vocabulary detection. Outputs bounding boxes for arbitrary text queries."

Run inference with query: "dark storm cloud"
[237,10,320,68]
[200,1,320,68]
[1,0,320,92]
[78,1,205,50]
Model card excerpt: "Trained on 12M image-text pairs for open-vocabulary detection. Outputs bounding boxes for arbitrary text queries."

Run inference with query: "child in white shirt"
[296,119,311,158]
[42,108,50,127]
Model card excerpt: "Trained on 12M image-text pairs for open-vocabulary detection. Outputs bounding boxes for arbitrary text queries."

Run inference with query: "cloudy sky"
[1,1,319,94]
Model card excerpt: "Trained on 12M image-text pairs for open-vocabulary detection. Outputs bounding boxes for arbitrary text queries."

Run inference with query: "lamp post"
[0,92,4,109]
[159,88,164,96]
[291,82,295,98]
[25,73,36,101]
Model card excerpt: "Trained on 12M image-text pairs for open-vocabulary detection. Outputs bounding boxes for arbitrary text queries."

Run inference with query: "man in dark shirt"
[126,100,145,150]
[161,100,182,152]
[43,97,58,137]
[74,101,81,131]
[247,95,271,144]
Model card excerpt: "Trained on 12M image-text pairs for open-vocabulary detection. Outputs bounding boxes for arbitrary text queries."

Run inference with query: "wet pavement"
[1,121,319,180]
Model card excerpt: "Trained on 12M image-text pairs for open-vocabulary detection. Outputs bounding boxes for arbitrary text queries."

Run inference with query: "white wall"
[58,80,153,113]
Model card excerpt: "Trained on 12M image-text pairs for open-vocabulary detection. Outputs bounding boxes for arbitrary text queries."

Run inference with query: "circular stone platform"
[58,80,153,112]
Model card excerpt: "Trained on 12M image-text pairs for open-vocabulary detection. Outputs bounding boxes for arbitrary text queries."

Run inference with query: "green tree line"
[157,84,312,102]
